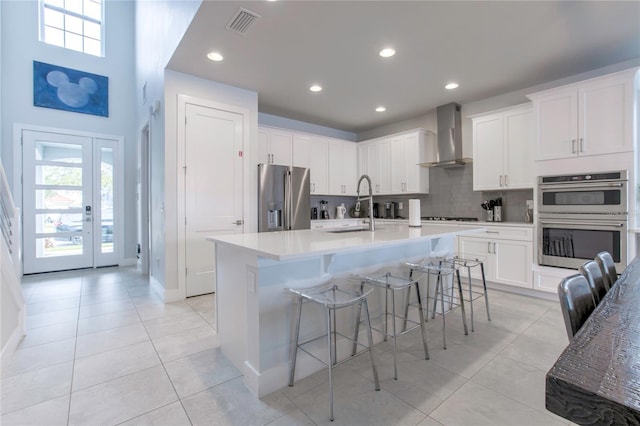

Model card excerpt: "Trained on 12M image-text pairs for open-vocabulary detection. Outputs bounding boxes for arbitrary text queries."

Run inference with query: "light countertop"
[312,218,535,228]
[208,223,484,261]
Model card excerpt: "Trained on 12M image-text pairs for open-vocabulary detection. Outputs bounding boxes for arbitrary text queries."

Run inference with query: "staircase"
[1,162,25,358]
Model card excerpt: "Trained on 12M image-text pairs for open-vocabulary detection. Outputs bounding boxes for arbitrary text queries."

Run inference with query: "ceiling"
[168,1,640,134]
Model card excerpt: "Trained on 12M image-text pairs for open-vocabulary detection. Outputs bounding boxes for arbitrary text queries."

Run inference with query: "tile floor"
[1,266,575,425]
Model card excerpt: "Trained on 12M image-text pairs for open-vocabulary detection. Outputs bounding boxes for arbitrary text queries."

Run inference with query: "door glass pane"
[100,147,113,253]
[35,212,83,258]
[35,141,82,163]
[35,164,82,186]
[35,235,83,258]
[35,189,83,209]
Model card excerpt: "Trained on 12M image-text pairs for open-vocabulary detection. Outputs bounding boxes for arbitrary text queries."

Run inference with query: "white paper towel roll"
[409,199,421,227]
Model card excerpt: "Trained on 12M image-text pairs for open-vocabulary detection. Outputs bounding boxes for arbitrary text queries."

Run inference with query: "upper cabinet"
[390,131,431,193]
[359,130,432,195]
[528,68,637,161]
[259,126,355,196]
[308,137,328,195]
[328,140,357,195]
[471,104,533,191]
[358,139,390,194]
[292,134,310,168]
[258,127,293,165]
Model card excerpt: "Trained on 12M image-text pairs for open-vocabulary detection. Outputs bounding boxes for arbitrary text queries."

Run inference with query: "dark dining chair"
[579,260,607,304]
[595,251,618,290]
[557,274,596,340]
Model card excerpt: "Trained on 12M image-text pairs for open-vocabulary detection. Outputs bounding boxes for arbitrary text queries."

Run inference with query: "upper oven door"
[538,181,627,214]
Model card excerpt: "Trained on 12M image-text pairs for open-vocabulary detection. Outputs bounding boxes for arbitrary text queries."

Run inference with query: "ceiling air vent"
[226,8,261,34]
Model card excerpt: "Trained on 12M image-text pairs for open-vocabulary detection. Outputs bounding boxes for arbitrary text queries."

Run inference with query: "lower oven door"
[538,217,627,270]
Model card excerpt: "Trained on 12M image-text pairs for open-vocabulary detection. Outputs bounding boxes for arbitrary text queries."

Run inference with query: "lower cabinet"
[457,225,533,289]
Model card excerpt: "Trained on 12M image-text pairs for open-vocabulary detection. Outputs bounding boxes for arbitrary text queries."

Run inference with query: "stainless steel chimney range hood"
[420,102,471,168]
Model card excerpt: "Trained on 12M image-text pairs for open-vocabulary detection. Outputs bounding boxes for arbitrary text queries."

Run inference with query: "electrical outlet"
[526,200,533,209]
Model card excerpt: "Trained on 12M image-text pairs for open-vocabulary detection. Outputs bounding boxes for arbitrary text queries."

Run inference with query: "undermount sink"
[324,224,379,233]
[325,227,368,233]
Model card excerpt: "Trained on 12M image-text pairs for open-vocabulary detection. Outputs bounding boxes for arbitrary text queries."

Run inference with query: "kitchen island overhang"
[207,223,485,397]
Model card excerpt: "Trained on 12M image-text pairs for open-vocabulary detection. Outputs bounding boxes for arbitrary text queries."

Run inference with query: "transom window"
[39,0,104,57]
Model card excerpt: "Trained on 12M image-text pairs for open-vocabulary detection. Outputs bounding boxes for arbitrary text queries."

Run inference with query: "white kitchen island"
[207,222,483,397]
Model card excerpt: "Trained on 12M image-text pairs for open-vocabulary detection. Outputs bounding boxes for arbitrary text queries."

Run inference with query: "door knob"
[233,220,243,225]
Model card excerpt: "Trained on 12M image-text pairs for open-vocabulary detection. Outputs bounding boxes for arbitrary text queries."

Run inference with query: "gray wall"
[259,113,356,141]
[1,0,138,262]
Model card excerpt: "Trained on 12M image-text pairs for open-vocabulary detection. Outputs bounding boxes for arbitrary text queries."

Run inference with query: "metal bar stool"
[448,254,491,332]
[405,258,468,349]
[351,267,430,380]
[288,278,380,422]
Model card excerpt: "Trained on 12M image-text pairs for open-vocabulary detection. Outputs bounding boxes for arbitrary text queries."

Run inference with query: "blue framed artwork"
[33,61,109,117]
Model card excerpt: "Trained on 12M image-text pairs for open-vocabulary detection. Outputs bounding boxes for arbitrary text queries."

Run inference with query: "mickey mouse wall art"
[33,61,108,117]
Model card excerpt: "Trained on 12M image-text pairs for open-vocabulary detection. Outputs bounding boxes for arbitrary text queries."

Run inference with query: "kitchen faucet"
[356,174,375,231]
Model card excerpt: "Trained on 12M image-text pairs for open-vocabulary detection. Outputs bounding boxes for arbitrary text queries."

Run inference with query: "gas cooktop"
[421,216,479,222]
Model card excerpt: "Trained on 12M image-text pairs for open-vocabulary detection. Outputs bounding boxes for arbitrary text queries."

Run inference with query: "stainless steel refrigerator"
[258,163,310,232]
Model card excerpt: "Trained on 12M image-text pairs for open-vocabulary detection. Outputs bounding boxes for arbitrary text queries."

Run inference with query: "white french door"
[22,130,119,274]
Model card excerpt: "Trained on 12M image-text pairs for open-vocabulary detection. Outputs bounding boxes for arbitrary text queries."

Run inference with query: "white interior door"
[185,103,244,297]
[22,130,119,274]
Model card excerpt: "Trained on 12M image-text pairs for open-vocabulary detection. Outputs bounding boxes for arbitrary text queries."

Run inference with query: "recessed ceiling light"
[379,48,395,58]
[207,52,223,62]
[445,82,459,90]
[376,106,386,112]
[309,85,322,92]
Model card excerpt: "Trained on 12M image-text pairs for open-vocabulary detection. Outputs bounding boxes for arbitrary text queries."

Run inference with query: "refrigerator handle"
[284,170,291,230]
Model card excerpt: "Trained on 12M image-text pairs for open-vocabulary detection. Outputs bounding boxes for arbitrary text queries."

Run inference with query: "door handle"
[232,220,243,225]
[504,175,508,187]
[579,138,584,152]
[499,175,503,187]
[571,139,577,154]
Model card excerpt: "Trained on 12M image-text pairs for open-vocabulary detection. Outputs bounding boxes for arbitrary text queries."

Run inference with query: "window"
[39,0,104,57]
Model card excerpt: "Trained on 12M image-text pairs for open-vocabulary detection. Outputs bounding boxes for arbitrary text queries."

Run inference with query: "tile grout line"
[65,270,87,426]
[128,284,195,426]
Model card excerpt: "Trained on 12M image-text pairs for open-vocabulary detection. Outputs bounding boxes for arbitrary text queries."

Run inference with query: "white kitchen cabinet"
[528,68,636,161]
[472,104,533,191]
[309,137,329,194]
[378,140,391,194]
[359,130,431,195]
[258,127,292,165]
[357,140,386,194]
[328,140,357,195]
[292,134,310,168]
[390,131,430,193]
[457,225,533,289]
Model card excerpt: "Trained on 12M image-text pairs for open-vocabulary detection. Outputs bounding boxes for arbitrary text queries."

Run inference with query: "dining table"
[546,256,640,424]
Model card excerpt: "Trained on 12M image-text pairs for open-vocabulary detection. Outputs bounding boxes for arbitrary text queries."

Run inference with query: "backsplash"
[312,165,534,222]
[381,165,533,222]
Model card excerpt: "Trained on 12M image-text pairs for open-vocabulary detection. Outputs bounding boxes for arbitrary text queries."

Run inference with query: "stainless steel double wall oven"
[538,171,628,270]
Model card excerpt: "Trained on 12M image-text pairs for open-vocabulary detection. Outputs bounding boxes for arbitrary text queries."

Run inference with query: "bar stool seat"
[352,267,430,380]
[405,257,468,349]
[288,278,380,422]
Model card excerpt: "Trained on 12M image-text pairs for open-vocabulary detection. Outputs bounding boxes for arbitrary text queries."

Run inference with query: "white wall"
[135,0,201,289]
[163,70,258,294]
[1,0,138,262]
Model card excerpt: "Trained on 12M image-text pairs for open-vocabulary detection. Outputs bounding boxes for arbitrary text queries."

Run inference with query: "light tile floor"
[1,266,575,425]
